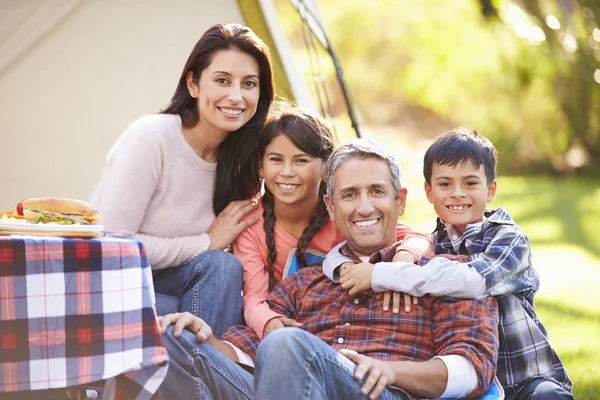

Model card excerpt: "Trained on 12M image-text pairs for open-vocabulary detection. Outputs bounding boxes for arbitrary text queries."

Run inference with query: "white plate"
[0,220,104,238]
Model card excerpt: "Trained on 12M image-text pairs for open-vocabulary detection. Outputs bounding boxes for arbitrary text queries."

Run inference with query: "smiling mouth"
[447,205,471,211]
[218,107,244,116]
[354,219,379,228]
[277,183,299,192]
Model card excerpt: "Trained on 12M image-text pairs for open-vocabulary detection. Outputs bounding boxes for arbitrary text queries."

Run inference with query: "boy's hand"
[340,262,374,295]
[392,250,415,264]
[381,291,419,313]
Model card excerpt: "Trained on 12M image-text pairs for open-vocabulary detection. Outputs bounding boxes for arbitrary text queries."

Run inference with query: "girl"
[233,104,430,338]
[91,23,274,337]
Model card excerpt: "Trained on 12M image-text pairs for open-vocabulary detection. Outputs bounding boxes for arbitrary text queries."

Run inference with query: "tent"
[0,0,357,208]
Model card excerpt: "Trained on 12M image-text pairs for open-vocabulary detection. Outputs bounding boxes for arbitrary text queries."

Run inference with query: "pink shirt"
[233,199,431,338]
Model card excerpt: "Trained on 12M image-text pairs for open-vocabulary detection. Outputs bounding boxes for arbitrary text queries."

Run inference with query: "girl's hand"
[207,199,259,250]
[263,316,303,336]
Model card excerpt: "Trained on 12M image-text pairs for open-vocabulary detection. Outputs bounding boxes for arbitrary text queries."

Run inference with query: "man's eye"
[372,189,385,196]
[342,193,356,200]
[438,182,450,187]
[466,181,479,186]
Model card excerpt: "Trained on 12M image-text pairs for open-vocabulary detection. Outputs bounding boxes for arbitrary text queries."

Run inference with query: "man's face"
[424,160,497,235]
[325,157,406,257]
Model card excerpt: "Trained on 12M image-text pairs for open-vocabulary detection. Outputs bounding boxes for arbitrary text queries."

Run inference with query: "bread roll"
[22,197,96,216]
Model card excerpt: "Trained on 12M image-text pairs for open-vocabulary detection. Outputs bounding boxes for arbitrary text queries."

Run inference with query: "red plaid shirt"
[223,242,499,399]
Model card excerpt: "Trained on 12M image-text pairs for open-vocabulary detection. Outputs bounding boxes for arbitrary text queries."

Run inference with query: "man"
[158,139,500,400]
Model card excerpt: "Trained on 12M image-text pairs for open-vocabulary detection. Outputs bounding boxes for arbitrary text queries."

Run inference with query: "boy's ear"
[487,180,497,203]
[424,182,434,204]
[324,194,335,221]
[397,187,408,216]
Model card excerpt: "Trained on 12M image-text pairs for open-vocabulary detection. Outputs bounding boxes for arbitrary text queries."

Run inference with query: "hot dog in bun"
[17,197,100,225]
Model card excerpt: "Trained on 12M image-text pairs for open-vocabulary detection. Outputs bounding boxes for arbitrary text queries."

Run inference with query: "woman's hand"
[207,199,259,250]
[158,312,213,342]
[263,316,303,336]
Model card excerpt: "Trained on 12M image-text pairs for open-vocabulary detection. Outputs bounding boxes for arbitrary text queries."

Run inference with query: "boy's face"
[425,160,497,235]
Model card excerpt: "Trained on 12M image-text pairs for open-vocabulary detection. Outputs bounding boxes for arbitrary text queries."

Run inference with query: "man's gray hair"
[326,139,403,202]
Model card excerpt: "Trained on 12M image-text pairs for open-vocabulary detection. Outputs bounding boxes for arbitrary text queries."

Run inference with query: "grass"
[396,172,600,399]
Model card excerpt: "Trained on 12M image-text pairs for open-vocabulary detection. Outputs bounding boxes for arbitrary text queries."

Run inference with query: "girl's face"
[187,49,260,135]
[260,134,326,209]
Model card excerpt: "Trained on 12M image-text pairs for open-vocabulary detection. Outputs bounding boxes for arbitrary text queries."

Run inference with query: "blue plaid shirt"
[430,207,572,392]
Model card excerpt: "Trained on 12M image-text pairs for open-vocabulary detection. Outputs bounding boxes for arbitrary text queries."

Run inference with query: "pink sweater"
[91,114,215,270]
[233,199,430,338]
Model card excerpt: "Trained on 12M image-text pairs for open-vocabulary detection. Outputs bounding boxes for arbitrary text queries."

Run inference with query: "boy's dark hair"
[423,127,497,185]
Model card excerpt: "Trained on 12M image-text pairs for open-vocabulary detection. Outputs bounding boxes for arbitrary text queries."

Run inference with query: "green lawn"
[397,174,600,399]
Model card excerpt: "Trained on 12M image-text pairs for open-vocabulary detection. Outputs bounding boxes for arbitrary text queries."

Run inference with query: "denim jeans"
[506,377,574,400]
[159,326,254,400]
[159,327,408,400]
[153,250,244,338]
[255,328,408,400]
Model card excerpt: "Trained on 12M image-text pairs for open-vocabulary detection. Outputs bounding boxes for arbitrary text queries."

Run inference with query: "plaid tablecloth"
[0,235,168,399]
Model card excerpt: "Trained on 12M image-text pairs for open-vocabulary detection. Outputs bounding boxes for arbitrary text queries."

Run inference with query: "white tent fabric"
[0,0,308,208]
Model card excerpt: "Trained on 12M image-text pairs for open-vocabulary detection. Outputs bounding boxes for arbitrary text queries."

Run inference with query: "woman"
[233,104,430,339]
[91,23,274,337]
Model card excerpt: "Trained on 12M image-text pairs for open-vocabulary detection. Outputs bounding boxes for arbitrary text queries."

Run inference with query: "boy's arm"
[467,227,539,297]
[371,258,487,298]
[371,227,539,299]
[322,241,354,282]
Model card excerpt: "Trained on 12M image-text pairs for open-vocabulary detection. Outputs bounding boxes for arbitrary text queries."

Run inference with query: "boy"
[323,128,572,400]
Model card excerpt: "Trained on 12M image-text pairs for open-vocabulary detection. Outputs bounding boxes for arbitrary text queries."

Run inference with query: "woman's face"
[188,49,260,135]
[261,134,326,209]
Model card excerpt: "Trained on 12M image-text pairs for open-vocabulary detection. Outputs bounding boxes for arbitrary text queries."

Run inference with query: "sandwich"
[17,197,101,225]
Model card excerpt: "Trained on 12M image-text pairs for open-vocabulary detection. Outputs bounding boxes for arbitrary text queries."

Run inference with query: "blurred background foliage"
[277,0,600,174]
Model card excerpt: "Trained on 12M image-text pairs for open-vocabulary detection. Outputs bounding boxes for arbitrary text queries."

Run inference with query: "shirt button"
[452,235,459,240]
[345,323,351,326]
[337,338,344,344]
[353,298,360,305]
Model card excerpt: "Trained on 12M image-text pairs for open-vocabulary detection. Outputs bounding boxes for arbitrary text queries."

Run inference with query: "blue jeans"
[160,326,254,400]
[506,377,573,400]
[160,327,408,400]
[153,251,244,338]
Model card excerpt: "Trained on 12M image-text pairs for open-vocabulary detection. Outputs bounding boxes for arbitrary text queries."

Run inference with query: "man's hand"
[340,262,374,295]
[339,349,396,400]
[158,312,213,342]
[263,316,303,336]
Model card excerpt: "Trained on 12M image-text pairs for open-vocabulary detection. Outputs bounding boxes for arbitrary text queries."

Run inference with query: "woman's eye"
[244,80,258,87]
[269,157,282,162]
[216,77,229,84]
[296,158,310,163]
[466,181,478,186]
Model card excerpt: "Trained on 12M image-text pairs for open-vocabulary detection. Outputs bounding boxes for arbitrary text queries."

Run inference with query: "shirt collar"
[433,207,515,237]
[339,242,399,264]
